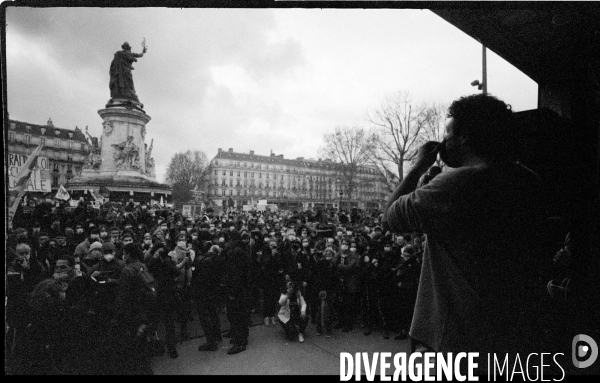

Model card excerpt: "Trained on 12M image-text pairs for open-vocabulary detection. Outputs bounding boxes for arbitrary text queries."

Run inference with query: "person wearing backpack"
[110,243,153,375]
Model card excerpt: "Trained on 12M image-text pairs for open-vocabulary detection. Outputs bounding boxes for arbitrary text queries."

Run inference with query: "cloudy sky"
[5,6,538,183]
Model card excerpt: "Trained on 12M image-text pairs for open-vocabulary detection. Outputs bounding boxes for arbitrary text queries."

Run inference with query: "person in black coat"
[221,240,251,355]
[192,244,223,351]
[146,243,180,358]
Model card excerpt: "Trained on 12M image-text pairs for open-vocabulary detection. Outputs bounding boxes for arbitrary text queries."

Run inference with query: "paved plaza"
[152,313,409,375]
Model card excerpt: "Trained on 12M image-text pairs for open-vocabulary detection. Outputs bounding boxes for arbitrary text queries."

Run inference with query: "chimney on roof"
[229,148,233,153]
[47,118,53,127]
[250,150,254,155]
[218,148,222,153]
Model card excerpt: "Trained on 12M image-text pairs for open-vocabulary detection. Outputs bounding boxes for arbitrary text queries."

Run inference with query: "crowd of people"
[6,199,425,375]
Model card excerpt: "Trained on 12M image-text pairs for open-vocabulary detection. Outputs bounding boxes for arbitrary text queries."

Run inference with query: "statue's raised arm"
[109,41,147,102]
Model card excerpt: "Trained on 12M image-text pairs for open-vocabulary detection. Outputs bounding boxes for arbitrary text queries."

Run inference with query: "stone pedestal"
[97,104,150,177]
[67,101,170,200]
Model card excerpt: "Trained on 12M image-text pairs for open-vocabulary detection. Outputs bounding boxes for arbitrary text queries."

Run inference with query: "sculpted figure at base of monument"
[112,135,139,170]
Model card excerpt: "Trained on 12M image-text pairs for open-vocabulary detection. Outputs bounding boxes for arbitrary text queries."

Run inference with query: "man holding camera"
[382,94,548,358]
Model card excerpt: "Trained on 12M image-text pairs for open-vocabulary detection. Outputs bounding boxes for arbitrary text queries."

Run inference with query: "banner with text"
[8,153,52,192]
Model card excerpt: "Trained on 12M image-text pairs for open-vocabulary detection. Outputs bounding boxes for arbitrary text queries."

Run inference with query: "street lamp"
[471,44,488,95]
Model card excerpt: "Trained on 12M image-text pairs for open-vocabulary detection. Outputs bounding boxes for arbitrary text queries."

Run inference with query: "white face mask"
[177,241,186,249]
[302,242,308,247]
[350,247,356,253]
[341,245,348,251]
[104,253,115,262]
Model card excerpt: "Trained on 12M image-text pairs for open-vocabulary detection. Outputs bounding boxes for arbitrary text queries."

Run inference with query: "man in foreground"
[382,94,550,359]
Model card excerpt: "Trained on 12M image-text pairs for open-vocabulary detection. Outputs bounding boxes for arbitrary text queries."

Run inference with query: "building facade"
[7,118,90,192]
[205,148,387,210]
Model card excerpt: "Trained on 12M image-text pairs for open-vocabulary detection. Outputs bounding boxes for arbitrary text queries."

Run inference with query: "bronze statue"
[109,40,147,102]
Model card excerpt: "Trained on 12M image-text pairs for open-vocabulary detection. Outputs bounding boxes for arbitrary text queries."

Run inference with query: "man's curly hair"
[448,94,517,160]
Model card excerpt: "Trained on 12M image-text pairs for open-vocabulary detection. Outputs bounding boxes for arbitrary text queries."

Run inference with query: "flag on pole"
[55,185,71,201]
[99,185,111,197]
[8,143,44,229]
[89,189,102,201]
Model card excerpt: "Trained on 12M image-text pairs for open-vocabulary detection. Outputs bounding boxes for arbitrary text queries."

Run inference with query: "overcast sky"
[5,7,538,183]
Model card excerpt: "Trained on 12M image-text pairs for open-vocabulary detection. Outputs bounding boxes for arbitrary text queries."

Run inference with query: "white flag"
[55,185,71,201]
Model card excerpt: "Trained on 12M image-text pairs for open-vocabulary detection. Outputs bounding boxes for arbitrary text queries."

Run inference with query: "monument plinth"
[67,41,170,202]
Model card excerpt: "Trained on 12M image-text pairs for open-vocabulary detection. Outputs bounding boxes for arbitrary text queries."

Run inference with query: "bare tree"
[319,126,377,210]
[366,91,438,191]
[412,101,448,169]
[165,150,209,202]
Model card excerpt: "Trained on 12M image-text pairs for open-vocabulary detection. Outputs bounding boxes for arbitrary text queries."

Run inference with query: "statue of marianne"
[109,41,147,102]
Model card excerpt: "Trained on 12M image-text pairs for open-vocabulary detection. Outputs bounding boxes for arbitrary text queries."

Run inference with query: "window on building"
[259,173,262,178]
[55,139,60,148]
[229,180,233,187]
[237,171,240,177]
[41,137,46,146]
[230,190,233,196]
[251,172,254,178]
[68,141,73,150]
[244,172,247,177]
[222,170,226,176]
[230,171,233,176]
[25,135,31,144]
[214,170,218,175]
[9,132,15,141]
[244,190,247,196]
[222,189,226,197]
[266,173,269,179]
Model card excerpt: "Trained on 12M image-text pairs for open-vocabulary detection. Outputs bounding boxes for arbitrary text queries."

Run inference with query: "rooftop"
[213,148,377,172]
[9,118,89,144]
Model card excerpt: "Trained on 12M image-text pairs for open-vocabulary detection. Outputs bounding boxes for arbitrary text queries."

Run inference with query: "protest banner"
[8,144,45,228]
[54,185,71,201]
[8,153,51,193]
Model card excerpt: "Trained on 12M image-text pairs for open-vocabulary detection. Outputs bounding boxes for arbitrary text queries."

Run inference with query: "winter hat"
[89,242,103,252]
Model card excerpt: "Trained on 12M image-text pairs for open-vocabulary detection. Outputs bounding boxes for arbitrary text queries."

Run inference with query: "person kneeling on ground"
[278,281,308,343]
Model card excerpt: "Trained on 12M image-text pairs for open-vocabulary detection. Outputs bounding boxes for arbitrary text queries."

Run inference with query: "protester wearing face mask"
[190,243,223,352]
[73,224,87,244]
[333,238,360,332]
[74,228,102,260]
[82,241,104,275]
[377,239,403,339]
[141,233,154,260]
[393,245,421,341]
[312,248,338,337]
[89,242,124,286]
[99,226,110,242]
[146,243,181,358]
[168,234,195,340]
[111,243,153,375]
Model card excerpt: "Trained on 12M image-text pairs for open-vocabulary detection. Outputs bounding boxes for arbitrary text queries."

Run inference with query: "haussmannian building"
[205,148,387,211]
[7,118,90,192]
